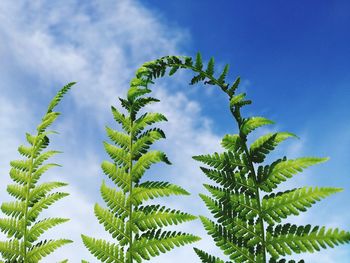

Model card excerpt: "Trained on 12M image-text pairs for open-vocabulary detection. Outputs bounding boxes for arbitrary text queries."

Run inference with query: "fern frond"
[165,53,350,262]
[0,83,74,262]
[83,82,198,262]
[94,53,350,262]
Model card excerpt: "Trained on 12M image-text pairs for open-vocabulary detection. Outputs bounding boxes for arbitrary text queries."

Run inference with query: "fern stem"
[128,118,134,263]
[232,107,267,263]
[22,137,37,262]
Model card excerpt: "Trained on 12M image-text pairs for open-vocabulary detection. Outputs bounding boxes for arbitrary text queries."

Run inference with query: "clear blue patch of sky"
[142,0,350,138]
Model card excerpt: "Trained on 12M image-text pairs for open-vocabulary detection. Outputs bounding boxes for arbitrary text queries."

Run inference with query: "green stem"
[231,107,267,263]
[23,137,37,262]
[128,118,134,263]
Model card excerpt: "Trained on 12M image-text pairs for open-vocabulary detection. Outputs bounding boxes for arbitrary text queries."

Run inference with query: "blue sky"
[0,1,349,262]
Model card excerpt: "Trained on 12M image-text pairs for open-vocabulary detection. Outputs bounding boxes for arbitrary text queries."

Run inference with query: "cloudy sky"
[0,0,349,262]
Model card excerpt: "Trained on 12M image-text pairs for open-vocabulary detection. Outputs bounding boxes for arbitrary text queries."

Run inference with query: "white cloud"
[0,0,218,262]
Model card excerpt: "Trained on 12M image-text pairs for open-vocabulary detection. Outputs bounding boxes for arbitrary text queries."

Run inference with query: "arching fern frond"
[82,84,199,262]
[126,53,350,262]
[0,82,75,262]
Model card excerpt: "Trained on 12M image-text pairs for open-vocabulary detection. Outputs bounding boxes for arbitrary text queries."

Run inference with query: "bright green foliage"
[127,54,350,262]
[81,81,199,262]
[0,83,75,262]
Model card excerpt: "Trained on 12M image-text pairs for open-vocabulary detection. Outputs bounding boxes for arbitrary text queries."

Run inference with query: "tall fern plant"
[81,82,200,262]
[123,54,350,262]
[0,83,75,263]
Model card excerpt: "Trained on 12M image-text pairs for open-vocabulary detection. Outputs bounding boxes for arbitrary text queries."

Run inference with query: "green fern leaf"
[227,77,241,96]
[27,192,69,222]
[262,187,342,224]
[0,83,73,262]
[101,161,130,192]
[258,157,329,192]
[200,216,256,262]
[133,205,196,231]
[206,57,215,76]
[194,247,228,263]
[266,224,350,258]
[250,132,297,163]
[94,204,130,245]
[0,218,23,239]
[200,167,255,195]
[0,239,22,260]
[221,134,243,152]
[241,117,274,136]
[83,82,198,262]
[195,52,203,70]
[47,82,76,113]
[218,64,229,84]
[131,230,200,261]
[100,181,128,218]
[27,218,69,242]
[193,151,245,170]
[132,128,165,159]
[26,239,72,261]
[81,235,125,263]
[131,151,171,183]
[105,126,130,150]
[111,106,131,133]
[132,112,167,136]
[131,181,189,205]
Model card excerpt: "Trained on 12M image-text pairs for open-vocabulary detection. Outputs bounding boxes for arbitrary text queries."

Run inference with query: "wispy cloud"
[0,0,218,262]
